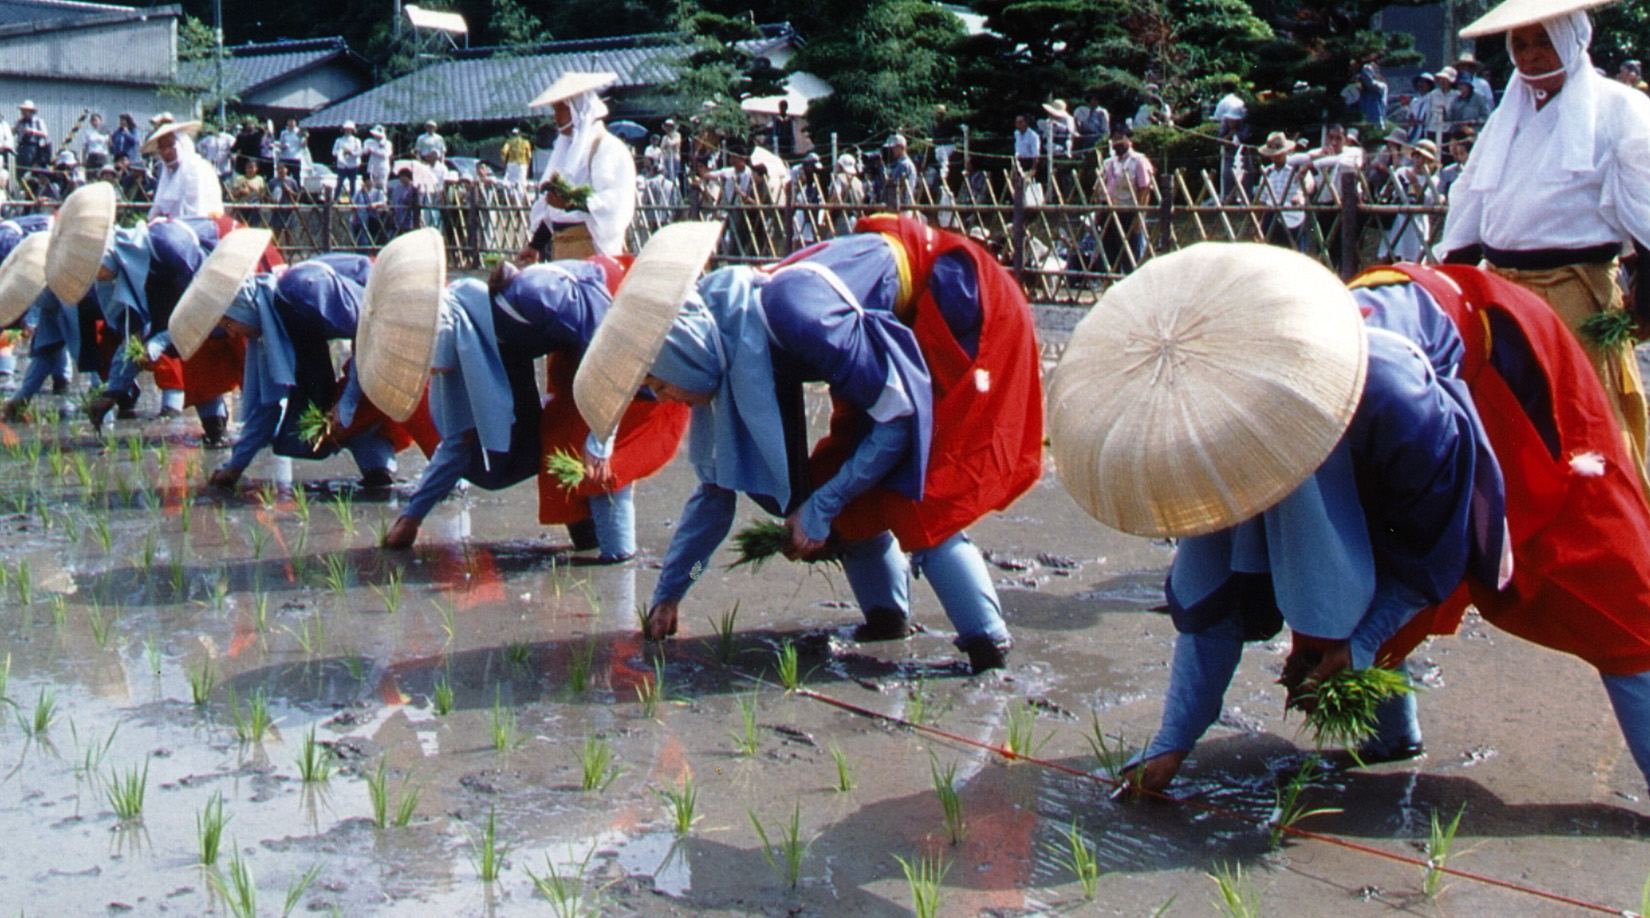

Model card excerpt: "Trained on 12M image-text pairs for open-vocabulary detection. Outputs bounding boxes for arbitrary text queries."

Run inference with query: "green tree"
[490,0,551,46]
[1591,0,1650,72]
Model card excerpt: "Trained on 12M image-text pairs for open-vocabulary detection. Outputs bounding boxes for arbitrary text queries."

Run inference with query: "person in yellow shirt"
[501,127,533,189]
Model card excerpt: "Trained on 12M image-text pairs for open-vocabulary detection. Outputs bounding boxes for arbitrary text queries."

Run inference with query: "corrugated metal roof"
[180,38,355,98]
[303,28,794,129]
[0,0,160,28]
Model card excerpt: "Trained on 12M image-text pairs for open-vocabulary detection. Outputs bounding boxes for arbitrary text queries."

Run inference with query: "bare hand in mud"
[383,516,419,549]
[1282,641,1352,714]
[582,449,615,492]
[207,467,241,490]
[644,600,679,641]
[781,513,825,560]
[1116,749,1187,798]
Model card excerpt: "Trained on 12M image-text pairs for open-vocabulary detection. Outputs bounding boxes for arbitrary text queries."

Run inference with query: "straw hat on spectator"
[169,228,273,359]
[1042,99,1071,119]
[1461,0,1612,37]
[1047,241,1367,538]
[45,181,117,304]
[357,228,445,422]
[140,120,201,156]
[835,153,859,175]
[1257,132,1298,157]
[529,71,618,109]
[0,232,51,327]
[573,221,723,441]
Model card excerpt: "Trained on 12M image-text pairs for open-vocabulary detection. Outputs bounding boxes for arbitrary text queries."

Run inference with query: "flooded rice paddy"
[1,381,1648,917]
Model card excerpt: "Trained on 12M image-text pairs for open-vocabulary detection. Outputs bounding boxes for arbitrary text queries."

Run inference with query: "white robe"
[149,150,223,219]
[528,121,637,257]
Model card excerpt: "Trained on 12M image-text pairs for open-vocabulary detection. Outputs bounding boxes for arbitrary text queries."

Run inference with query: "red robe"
[1377,263,1650,675]
[152,216,284,406]
[813,214,1044,551]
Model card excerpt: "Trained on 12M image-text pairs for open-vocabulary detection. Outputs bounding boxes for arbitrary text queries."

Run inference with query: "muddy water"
[0,382,1647,918]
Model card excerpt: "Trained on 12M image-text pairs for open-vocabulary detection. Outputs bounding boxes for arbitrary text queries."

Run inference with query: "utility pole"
[213,0,225,124]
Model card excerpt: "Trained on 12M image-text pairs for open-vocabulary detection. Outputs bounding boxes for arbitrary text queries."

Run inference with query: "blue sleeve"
[335,362,363,427]
[928,251,982,359]
[650,482,738,606]
[400,435,474,521]
[227,396,284,471]
[798,416,913,541]
[1349,576,1430,669]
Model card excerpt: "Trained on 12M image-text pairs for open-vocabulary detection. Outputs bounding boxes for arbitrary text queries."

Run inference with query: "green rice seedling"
[69,451,90,488]
[208,572,231,614]
[228,685,273,745]
[528,847,599,918]
[726,519,840,572]
[1637,869,1650,918]
[58,508,81,543]
[70,720,119,781]
[394,783,421,827]
[1423,804,1466,897]
[654,776,698,835]
[544,449,586,490]
[294,612,325,659]
[370,567,403,614]
[295,726,334,783]
[290,483,312,524]
[143,633,162,675]
[167,555,184,598]
[24,686,56,737]
[209,847,257,918]
[113,472,134,507]
[254,481,279,510]
[732,689,760,755]
[1582,309,1639,350]
[296,403,330,448]
[930,754,965,845]
[829,743,855,792]
[215,503,233,544]
[465,808,507,883]
[547,173,593,208]
[895,853,948,918]
[1268,755,1341,848]
[328,491,357,536]
[344,655,366,682]
[704,602,740,664]
[773,640,806,691]
[282,863,322,917]
[1002,700,1051,762]
[47,594,65,628]
[86,602,112,648]
[1296,667,1413,755]
[251,593,269,633]
[371,507,391,547]
[1209,862,1260,918]
[505,640,532,669]
[140,530,157,570]
[249,523,269,561]
[906,677,931,725]
[196,790,229,866]
[0,652,9,699]
[567,636,595,693]
[123,433,142,464]
[366,759,395,828]
[322,551,352,598]
[434,593,456,644]
[105,757,149,821]
[14,558,30,604]
[432,673,454,716]
[1057,820,1101,900]
[178,492,193,532]
[748,803,814,890]
[489,688,521,752]
[0,562,10,595]
[120,334,147,366]
[46,444,66,480]
[187,658,214,707]
[577,734,622,792]
[635,655,666,718]
[1085,712,1133,784]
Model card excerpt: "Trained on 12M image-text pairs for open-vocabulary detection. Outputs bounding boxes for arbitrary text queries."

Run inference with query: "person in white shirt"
[1305,123,1364,272]
[414,121,446,161]
[1013,113,1040,176]
[276,118,306,177]
[1098,125,1156,271]
[1438,0,1650,492]
[1254,131,1312,250]
[1376,138,1439,263]
[1425,68,1458,140]
[521,71,636,261]
[81,112,109,172]
[362,125,392,188]
[145,121,222,220]
[332,120,362,199]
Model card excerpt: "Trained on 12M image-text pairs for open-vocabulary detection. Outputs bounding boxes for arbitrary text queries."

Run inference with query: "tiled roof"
[303,27,794,129]
[180,37,359,98]
[0,0,175,30]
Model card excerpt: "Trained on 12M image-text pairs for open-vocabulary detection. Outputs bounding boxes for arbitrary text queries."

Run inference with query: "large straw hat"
[45,182,118,304]
[140,120,202,156]
[0,232,50,327]
[529,71,618,109]
[357,228,445,422]
[168,228,273,359]
[1047,242,1368,538]
[1460,0,1612,37]
[573,221,724,441]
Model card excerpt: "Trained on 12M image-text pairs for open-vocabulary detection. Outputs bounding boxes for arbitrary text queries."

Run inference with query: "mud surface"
[0,376,1647,918]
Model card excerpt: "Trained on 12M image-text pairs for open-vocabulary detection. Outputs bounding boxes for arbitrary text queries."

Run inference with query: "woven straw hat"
[357,228,445,422]
[140,120,202,156]
[0,232,50,327]
[1461,0,1611,37]
[573,221,723,441]
[1047,242,1368,538]
[169,228,272,359]
[45,181,117,304]
[529,71,618,109]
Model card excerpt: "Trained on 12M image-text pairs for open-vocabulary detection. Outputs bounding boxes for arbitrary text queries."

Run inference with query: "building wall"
[245,66,370,115]
[0,18,176,84]
[0,78,189,153]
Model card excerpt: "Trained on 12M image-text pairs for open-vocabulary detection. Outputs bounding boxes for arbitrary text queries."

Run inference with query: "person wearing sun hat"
[588,215,1043,673]
[145,121,222,221]
[176,230,428,492]
[1438,0,1650,495]
[1255,132,1311,250]
[1048,242,1505,791]
[521,71,636,262]
[0,215,73,415]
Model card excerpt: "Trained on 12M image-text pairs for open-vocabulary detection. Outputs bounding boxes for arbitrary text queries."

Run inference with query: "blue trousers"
[842,530,1010,644]
[1600,670,1650,788]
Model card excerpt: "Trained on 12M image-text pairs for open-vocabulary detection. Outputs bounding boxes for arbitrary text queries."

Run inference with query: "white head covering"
[1467,10,1600,191]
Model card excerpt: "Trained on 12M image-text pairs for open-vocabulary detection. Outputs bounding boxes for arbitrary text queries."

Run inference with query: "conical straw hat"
[139,119,202,156]
[1047,242,1368,538]
[0,232,50,327]
[573,221,724,441]
[1460,0,1611,37]
[529,71,618,108]
[169,228,273,359]
[357,227,445,422]
[45,182,117,304]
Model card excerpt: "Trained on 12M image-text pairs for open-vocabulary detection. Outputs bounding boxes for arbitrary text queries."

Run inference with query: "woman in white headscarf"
[520,72,637,261]
[1437,0,1650,494]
